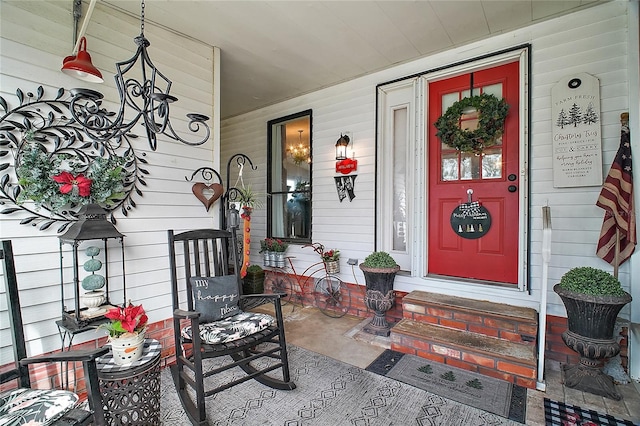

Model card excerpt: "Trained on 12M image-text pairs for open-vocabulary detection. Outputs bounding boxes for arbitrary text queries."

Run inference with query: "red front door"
[427,61,520,284]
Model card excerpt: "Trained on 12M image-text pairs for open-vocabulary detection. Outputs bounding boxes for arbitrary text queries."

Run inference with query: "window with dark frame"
[267,110,312,242]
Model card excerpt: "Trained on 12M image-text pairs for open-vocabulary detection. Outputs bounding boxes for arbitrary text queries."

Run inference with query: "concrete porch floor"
[277,304,640,425]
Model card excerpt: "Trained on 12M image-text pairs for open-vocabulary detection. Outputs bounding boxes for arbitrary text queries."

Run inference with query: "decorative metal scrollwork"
[0,86,147,232]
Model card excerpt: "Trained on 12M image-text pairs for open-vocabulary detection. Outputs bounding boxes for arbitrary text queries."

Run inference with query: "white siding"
[0,1,219,362]
[221,1,633,317]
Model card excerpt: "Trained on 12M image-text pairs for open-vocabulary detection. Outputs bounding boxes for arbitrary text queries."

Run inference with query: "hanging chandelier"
[288,130,310,165]
[68,0,210,151]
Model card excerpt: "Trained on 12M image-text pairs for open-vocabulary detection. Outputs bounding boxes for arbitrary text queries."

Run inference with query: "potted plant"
[99,303,148,365]
[553,267,632,400]
[243,264,265,295]
[359,252,400,336]
[321,248,340,274]
[260,238,289,268]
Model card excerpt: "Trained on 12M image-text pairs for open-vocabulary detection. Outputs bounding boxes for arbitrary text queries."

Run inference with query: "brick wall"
[1,291,629,399]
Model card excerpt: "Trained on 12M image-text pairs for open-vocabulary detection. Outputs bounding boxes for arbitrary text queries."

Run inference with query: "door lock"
[508,185,518,193]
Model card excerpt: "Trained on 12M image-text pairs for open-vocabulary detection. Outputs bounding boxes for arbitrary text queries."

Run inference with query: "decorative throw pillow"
[190,275,241,323]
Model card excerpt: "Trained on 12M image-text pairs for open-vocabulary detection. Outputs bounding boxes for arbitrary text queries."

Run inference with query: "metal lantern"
[58,204,126,328]
[335,134,350,160]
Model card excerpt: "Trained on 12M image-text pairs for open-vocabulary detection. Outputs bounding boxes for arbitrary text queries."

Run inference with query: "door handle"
[508,185,517,193]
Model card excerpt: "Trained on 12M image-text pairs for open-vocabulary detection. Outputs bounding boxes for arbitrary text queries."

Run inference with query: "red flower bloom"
[52,171,92,197]
[104,304,148,336]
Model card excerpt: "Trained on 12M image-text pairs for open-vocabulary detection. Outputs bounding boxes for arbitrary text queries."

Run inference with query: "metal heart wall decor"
[192,182,224,211]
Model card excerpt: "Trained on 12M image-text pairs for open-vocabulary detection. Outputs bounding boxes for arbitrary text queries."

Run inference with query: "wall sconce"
[335,132,357,175]
[335,133,350,160]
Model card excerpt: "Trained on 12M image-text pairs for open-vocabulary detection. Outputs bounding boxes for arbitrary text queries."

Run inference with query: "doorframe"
[375,44,531,291]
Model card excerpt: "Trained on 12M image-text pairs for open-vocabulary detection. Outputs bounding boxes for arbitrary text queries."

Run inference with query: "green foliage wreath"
[434,93,509,154]
[16,144,127,213]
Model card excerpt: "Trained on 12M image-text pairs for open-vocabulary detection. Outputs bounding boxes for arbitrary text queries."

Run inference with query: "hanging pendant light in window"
[67,0,210,151]
[288,130,310,165]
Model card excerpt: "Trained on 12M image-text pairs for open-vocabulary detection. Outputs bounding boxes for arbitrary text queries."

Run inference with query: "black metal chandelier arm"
[68,88,141,143]
[160,114,210,146]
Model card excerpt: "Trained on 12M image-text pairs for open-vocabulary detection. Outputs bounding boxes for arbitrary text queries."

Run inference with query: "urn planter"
[554,284,632,400]
[360,264,400,336]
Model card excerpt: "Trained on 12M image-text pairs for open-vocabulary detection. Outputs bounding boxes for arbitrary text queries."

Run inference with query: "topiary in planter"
[557,267,626,296]
[359,252,399,336]
[361,251,399,271]
[243,264,265,295]
[553,266,632,400]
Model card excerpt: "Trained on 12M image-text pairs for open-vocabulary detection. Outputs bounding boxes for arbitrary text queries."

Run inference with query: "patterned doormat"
[544,399,636,426]
[366,350,527,423]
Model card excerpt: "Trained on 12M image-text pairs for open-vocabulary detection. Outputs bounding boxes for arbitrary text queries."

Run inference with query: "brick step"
[402,290,538,346]
[391,319,538,388]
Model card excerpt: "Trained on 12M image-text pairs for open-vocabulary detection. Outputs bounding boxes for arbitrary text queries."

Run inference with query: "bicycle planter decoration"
[264,243,350,318]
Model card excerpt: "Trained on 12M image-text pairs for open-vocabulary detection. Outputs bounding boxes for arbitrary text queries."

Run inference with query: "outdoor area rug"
[159,344,523,425]
[544,398,637,426]
[366,349,527,424]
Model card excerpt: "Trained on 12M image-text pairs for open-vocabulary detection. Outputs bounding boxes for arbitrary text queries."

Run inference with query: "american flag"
[596,120,635,266]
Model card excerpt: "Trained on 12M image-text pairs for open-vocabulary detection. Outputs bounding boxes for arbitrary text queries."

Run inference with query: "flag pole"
[614,228,620,279]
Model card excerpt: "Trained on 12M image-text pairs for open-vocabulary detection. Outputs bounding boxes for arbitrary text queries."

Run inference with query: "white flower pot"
[110,331,145,365]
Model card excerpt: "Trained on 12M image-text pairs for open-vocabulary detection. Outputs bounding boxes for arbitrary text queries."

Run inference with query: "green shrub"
[362,252,398,269]
[246,264,264,274]
[558,267,625,296]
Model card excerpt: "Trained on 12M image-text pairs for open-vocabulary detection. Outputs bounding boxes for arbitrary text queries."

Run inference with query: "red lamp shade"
[61,37,103,83]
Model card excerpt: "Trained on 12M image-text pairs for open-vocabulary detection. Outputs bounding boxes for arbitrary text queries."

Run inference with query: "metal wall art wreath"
[434,93,509,155]
[0,87,147,232]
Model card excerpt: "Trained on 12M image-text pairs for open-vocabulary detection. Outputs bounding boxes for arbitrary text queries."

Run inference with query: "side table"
[96,338,162,425]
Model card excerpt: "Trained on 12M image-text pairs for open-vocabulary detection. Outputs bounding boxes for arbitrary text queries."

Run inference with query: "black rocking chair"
[0,240,108,425]
[168,228,295,426]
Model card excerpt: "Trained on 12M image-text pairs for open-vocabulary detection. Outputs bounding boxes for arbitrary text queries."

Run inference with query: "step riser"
[391,331,537,389]
[404,302,538,347]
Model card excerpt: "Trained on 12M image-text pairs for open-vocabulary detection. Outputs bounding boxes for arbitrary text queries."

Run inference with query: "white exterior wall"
[0,1,219,362]
[221,1,636,320]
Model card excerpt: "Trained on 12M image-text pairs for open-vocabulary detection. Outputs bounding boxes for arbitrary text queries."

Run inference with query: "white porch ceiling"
[103,0,607,119]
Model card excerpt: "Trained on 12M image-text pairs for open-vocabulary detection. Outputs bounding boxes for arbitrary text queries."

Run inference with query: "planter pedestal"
[554,284,632,401]
[561,330,622,400]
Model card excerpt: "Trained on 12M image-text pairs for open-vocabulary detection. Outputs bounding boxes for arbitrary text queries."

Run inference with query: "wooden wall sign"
[551,73,603,187]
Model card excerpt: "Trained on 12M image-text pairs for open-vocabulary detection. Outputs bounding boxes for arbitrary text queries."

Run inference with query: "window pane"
[482,148,502,179]
[267,111,312,241]
[393,108,407,252]
[482,83,502,98]
[460,152,480,180]
[442,92,458,112]
[442,153,459,181]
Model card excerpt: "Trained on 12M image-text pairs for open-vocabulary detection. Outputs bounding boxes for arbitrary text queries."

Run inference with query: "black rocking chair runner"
[168,228,296,426]
[0,240,108,425]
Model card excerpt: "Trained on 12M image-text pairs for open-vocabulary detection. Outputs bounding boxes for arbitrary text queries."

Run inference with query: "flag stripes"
[596,122,635,266]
